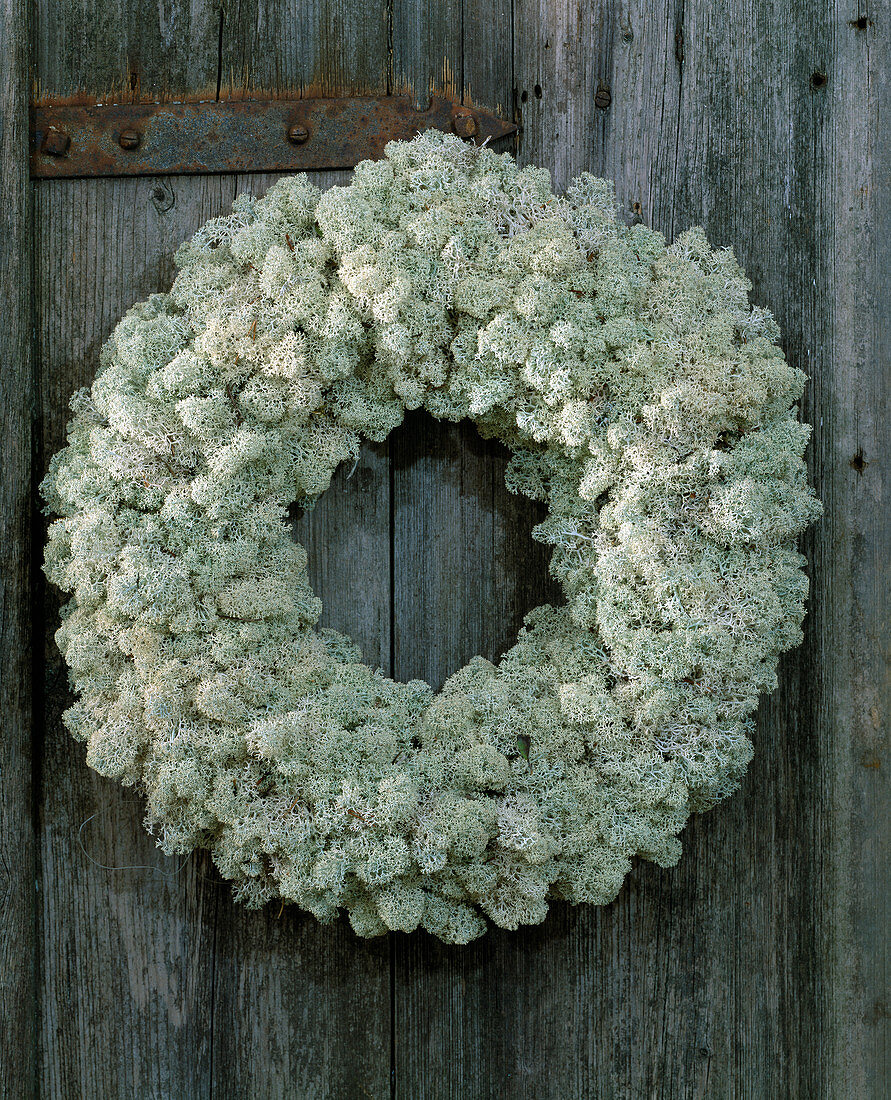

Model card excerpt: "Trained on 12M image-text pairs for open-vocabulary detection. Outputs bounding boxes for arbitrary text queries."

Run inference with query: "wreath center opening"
[290,410,562,691]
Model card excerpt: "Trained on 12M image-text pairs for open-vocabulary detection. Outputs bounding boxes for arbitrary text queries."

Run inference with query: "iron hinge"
[30,94,518,180]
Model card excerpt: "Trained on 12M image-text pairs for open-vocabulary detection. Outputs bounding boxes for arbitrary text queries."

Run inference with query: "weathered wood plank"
[392,414,558,691]
[0,0,36,1095]
[505,0,889,1096]
[813,9,889,1095]
[389,4,566,1099]
[205,5,395,1093]
[393,0,461,104]
[36,172,233,1100]
[390,0,525,705]
[222,0,390,97]
[207,896,391,1100]
[29,0,889,1097]
[199,169,393,1100]
[33,0,220,101]
[34,4,224,1097]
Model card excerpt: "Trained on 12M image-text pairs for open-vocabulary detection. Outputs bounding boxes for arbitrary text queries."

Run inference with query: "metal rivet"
[41,127,70,156]
[594,86,612,110]
[119,128,141,150]
[451,109,478,138]
[287,124,309,145]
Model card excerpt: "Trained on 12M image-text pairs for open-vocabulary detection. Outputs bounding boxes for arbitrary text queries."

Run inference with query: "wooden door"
[2,0,887,1096]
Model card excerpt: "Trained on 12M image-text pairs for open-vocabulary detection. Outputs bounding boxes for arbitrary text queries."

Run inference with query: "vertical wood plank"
[36,173,233,1100]
[390,0,526,691]
[201,170,393,1100]
[206,7,395,1096]
[0,0,36,1096]
[34,4,224,1097]
[222,0,389,96]
[503,0,887,1095]
[33,0,220,100]
[814,9,889,1095]
[390,410,559,692]
[389,4,563,1099]
[28,1,888,1097]
[392,0,461,103]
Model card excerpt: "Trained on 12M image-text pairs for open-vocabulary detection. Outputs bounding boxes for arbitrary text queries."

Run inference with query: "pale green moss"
[42,131,821,943]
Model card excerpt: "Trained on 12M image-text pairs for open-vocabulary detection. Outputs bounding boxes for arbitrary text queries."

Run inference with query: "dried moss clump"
[42,131,821,943]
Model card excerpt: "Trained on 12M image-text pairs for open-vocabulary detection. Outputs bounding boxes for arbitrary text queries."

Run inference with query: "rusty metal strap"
[30,95,517,179]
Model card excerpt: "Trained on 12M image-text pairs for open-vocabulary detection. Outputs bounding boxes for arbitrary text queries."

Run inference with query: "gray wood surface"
[4,0,888,1096]
[34,8,230,1100]
[214,8,395,1095]
[0,0,36,1097]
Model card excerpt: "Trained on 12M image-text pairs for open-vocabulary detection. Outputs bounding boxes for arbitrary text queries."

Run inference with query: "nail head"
[452,109,478,138]
[41,127,70,156]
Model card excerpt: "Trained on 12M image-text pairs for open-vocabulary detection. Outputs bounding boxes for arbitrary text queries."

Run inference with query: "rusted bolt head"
[41,127,70,156]
[594,87,612,109]
[452,109,479,138]
[119,128,141,150]
[287,124,310,145]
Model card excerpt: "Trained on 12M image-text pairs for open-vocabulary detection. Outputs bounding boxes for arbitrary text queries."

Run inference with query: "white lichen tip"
[42,130,821,943]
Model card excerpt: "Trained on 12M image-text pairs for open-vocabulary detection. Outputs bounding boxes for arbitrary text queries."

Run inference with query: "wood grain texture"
[34,5,225,1098]
[0,0,36,1096]
[36,173,232,1100]
[204,4,396,1090]
[389,0,527,668]
[199,171,393,1100]
[506,1,889,1096]
[33,0,220,101]
[812,8,889,1094]
[390,5,566,1098]
[222,0,389,96]
[22,0,890,1097]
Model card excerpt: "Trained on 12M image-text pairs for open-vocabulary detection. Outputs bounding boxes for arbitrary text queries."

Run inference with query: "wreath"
[42,130,821,943]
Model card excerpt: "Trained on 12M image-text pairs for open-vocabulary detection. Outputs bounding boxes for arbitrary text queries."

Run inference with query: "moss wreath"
[42,130,821,943]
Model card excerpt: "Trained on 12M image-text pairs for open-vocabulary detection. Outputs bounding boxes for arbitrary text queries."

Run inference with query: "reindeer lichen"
[42,131,821,943]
